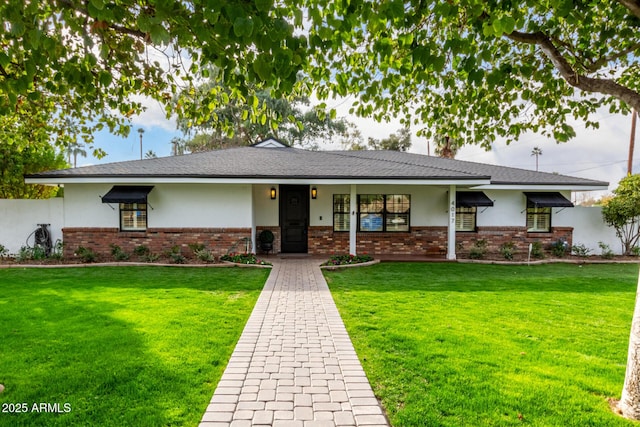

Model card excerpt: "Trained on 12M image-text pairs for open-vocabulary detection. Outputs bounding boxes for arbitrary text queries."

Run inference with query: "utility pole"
[138,128,145,160]
[628,110,637,176]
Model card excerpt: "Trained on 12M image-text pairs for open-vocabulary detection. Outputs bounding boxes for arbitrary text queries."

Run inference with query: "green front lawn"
[325,263,639,427]
[0,266,269,427]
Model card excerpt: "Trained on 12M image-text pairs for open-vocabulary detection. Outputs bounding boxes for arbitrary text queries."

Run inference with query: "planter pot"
[259,242,273,254]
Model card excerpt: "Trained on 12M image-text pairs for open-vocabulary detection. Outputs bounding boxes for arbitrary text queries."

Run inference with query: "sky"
[86,96,637,200]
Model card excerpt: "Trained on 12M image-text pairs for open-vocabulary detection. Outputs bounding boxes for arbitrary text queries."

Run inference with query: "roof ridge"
[323,150,487,178]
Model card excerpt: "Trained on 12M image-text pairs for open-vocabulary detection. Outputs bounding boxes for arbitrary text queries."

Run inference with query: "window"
[456,206,477,231]
[526,204,551,232]
[358,194,410,232]
[120,203,147,231]
[333,195,350,232]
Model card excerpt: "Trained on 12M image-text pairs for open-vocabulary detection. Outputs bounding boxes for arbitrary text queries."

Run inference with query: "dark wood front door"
[280,185,309,253]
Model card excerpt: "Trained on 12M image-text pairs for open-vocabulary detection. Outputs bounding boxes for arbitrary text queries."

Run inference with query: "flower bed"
[322,254,374,266]
[220,253,272,266]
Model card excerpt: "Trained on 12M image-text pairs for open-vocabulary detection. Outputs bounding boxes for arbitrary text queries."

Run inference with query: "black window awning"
[101,186,154,204]
[524,192,573,208]
[456,191,494,207]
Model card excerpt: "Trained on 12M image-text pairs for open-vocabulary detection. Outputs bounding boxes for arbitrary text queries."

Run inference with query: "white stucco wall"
[0,185,622,256]
[571,206,620,254]
[307,184,450,227]
[253,184,280,226]
[63,183,253,228]
[0,198,64,253]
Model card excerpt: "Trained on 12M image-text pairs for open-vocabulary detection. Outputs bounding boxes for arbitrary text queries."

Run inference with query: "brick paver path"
[200,259,389,427]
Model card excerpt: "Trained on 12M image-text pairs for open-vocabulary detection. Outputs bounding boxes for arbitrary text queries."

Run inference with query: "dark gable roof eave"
[26,173,493,181]
[488,179,609,187]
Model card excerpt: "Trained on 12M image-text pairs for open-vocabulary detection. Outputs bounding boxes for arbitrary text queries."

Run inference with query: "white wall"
[150,184,252,228]
[0,198,64,253]
[1,185,618,256]
[571,206,621,254]
[64,183,253,228]
[253,184,280,226]
[309,184,449,227]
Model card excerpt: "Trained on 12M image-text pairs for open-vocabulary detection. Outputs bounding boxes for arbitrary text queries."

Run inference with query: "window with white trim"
[358,194,410,232]
[526,203,551,232]
[456,206,477,231]
[120,203,147,231]
[333,194,350,232]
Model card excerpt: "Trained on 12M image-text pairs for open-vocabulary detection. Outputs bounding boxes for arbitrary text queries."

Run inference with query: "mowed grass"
[0,266,269,427]
[324,263,640,427]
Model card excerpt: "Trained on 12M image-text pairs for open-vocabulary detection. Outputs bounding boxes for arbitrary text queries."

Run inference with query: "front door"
[280,185,309,253]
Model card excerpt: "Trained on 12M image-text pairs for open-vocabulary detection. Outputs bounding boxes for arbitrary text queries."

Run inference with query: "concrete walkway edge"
[199,259,389,427]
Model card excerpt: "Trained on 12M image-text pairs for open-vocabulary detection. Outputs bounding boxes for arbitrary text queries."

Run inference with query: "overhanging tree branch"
[505,30,640,111]
[618,0,640,19]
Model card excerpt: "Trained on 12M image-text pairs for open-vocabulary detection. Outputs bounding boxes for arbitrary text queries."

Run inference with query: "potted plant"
[258,229,275,254]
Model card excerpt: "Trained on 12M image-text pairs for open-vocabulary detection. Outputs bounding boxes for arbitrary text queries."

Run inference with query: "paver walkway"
[199,259,389,427]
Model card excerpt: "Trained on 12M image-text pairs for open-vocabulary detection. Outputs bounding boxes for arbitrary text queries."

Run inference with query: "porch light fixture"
[311,187,317,199]
[270,187,277,200]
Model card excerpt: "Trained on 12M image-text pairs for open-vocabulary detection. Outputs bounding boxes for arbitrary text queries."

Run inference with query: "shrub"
[194,248,215,263]
[16,246,33,262]
[133,245,150,256]
[76,246,97,263]
[0,244,8,258]
[188,243,205,253]
[598,241,615,259]
[258,230,275,243]
[30,245,47,261]
[50,240,64,261]
[142,253,160,263]
[530,241,545,259]
[499,242,515,260]
[632,246,640,257]
[571,243,592,258]
[170,252,186,264]
[469,239,487,260]
[110,244,130,261]
[550,239,569,257]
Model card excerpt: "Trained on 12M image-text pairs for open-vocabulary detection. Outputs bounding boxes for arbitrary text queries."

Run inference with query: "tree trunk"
[619,267,640,419]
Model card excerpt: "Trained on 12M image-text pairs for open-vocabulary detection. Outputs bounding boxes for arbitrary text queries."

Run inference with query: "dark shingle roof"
[26,146,608,187]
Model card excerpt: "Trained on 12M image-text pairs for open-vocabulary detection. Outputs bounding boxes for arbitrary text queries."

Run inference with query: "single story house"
[25,138,608,260]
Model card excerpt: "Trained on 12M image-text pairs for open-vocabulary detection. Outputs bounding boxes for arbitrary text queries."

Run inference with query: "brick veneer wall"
[456,226,573,257]
[308,225,573,257]
[63,227,252,259]
[308,226,448,256]
[64,225,574,260]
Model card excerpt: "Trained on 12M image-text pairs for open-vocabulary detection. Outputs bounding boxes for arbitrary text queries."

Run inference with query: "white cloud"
[129,95,179,132]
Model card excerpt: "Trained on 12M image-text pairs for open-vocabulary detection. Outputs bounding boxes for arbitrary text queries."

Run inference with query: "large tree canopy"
[2,1,640,153]
[0,0,306,153]
[175,85,352,150]
[304,0,640,147]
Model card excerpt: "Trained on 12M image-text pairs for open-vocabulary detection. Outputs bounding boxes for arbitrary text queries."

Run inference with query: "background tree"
[0,141,67,199]
[0,1,307,154]
[602,174,640,256]
[66,143,87,168]
[531,147,543,171]
[177,86,352,150]
[433,136,460,159]
[367,128,412,151]
[305,1,640,148]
